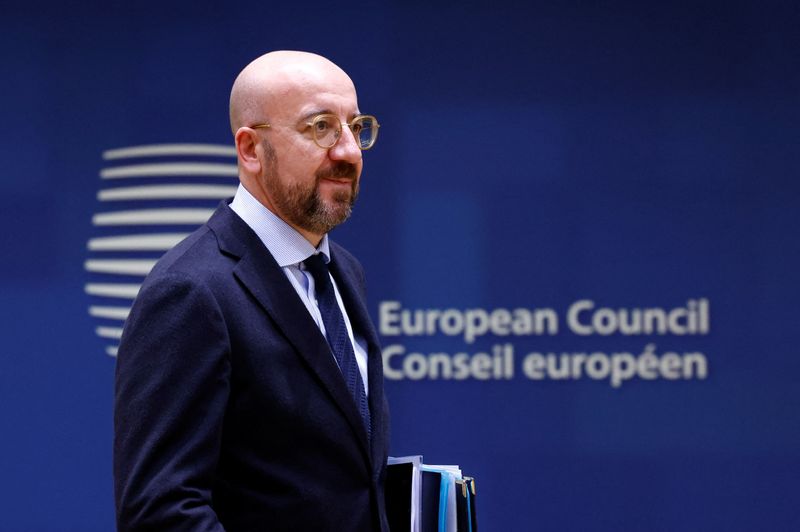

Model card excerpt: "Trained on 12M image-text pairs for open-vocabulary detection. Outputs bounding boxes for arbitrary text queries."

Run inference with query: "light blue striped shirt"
[229,184,369,395]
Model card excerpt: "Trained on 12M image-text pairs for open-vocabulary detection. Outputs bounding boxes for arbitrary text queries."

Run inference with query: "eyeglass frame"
[249,113,380,151]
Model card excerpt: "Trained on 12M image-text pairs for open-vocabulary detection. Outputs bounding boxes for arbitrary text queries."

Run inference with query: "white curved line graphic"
[106,346,119,357]
[96,326,124,339]
[87,233,190,251]
[85,283,141,298]
[84,259,157,275]
[89,305,131,320]
[103,144,236,160]
[98,184,237,201]
[92,208,214,226]
[100,163,237,179]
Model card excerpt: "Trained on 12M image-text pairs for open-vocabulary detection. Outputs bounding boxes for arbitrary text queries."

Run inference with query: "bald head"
[229,51,356,135]
[227,51,365,245]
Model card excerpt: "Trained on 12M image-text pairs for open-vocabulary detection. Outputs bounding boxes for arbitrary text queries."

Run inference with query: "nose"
[328,124,362,165]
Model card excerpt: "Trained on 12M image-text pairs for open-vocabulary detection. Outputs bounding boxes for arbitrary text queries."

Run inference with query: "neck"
[296,227,324,248]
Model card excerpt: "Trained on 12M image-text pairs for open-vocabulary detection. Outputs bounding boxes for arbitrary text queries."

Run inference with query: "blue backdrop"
[2,1,799,530]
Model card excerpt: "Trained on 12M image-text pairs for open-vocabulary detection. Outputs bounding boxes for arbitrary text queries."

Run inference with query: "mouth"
[321,176,353,185]
[319,170,356,187]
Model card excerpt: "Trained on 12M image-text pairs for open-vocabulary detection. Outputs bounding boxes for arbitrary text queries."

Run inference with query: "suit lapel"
[207,205,371,461]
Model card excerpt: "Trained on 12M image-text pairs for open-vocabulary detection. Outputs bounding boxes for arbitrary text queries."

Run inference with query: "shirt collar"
[229,184,330,267]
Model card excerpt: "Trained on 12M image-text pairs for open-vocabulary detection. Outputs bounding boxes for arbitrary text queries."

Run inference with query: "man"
[114,51,390,531]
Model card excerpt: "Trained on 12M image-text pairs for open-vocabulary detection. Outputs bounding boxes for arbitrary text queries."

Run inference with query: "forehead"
[268,66,359,119]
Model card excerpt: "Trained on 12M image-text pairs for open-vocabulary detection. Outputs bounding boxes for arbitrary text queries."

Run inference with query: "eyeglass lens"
[312,115,378,150]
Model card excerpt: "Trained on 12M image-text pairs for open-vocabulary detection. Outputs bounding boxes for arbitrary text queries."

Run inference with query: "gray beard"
[284,174,357,235]
[261,141,359,235]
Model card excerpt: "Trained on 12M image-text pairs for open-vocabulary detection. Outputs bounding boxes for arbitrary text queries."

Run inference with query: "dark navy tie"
[303,254,371,439]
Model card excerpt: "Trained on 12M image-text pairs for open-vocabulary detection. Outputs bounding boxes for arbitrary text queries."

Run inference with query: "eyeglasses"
[251,114,380,150]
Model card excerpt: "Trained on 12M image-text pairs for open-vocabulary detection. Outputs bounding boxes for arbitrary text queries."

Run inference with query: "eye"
[314,116,335,132]
[350,121,363,134]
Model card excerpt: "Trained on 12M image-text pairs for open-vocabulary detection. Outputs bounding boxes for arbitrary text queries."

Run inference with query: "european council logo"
[84,144,238,356]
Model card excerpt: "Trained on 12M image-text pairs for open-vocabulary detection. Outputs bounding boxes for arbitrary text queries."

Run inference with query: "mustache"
[317,162,359,181]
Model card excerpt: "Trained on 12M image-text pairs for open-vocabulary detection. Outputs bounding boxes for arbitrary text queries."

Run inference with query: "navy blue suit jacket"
[114,202,391,531]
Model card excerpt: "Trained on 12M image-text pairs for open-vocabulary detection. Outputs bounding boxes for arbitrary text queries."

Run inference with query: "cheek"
[277,153,322,182]
[280,137,323,167]
[289,135,324,158]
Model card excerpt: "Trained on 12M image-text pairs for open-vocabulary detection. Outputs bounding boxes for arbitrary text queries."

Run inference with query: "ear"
[235,127,262,175]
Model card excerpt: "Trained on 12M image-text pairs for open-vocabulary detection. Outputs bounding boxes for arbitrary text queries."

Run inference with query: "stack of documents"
[386,456,478,532]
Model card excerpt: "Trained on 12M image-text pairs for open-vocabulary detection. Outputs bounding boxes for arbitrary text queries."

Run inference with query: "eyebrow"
[300,109,331,122]
[299,109,362,123]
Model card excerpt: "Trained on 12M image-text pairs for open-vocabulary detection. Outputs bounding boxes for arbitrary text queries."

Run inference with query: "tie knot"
[303,253,330,288]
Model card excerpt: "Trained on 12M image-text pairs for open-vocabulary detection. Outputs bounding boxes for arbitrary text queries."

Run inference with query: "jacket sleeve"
[114,272,230,531]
